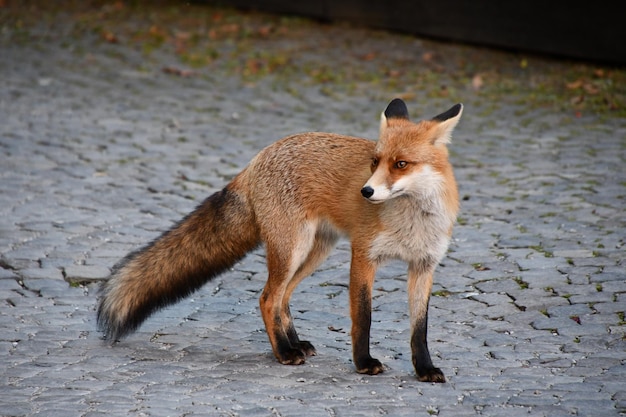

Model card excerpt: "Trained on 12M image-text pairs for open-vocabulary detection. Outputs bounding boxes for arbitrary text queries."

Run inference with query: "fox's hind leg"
[261,247,307,364]
[281,222,339,357]
[260,221,327,365]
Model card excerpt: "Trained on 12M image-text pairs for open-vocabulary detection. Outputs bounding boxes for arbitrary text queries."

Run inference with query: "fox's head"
[361,99,462,204]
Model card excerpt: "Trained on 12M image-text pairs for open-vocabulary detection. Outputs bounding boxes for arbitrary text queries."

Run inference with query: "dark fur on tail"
[97,186,260,341]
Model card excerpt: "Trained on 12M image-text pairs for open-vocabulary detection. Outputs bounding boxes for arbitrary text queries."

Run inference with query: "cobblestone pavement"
[1,2,625,416]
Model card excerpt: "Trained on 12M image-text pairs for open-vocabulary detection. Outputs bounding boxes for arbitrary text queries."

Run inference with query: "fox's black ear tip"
[384,98,409,119]
[447,103,463,116]
[433,103,463,122]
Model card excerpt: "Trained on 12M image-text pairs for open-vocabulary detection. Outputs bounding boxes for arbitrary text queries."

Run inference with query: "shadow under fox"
[97,98,462,382]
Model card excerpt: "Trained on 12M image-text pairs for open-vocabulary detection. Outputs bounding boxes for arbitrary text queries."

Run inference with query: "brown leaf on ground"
[361,52,376,61]
[583,83,599,95]
[162,66,196,77]
[566,79,583,90]
[257,25,273,37]
[422,51,434,62]
[102,30,119,43]
[472,73,484,91]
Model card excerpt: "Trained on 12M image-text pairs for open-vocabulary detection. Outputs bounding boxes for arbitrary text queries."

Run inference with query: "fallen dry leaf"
[162,66,196,77]
[257,25,273,37]
[362,52,376,61]
[566,79,584,90]
[328,326,344,333]
[422,51,434,62]
[102,30,119,43]
[472,73,484,91]
[583,83,600,95]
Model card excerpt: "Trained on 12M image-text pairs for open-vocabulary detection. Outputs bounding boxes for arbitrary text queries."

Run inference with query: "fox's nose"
[361,186,374,199]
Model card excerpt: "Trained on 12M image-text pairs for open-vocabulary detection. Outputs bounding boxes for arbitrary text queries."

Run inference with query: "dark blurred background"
[210,0,626,65]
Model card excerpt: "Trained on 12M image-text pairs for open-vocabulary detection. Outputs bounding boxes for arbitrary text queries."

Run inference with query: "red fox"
[97,98,462,382]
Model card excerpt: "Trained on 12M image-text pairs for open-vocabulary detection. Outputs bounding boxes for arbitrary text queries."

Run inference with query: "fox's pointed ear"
[384,98,409,120]
[380,98,409,134]
[431,103,463,145]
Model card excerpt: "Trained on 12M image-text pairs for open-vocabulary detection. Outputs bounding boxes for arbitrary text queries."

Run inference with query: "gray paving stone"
[0,404,34,417]
[508,390,561,407]
[547,303,594,318]
[1,2,625,416]
[63,264,111,283]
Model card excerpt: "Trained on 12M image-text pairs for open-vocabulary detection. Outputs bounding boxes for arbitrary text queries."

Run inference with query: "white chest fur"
[369,195,452,267]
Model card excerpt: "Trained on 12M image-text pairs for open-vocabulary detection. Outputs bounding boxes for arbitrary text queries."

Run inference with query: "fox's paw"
[415,367,446,383]
[355,357,385,375]
[297,340,316,357]
[277,348,307,366]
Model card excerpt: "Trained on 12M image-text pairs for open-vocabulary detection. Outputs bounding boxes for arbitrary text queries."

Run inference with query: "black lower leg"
[284,306,316,356]
[271,312,306,365]
[411,311,445,382]
[352,286,383,375]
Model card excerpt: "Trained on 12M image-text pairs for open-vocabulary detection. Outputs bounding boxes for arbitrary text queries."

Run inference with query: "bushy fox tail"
[97,185,260,341]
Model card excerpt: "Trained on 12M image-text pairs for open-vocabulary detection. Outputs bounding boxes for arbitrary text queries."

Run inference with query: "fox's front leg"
[408,262,445,382]
[349,251,384,375]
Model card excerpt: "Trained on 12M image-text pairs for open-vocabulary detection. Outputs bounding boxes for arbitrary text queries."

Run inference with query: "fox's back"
[250,132,375,187]
[239,133,378,230]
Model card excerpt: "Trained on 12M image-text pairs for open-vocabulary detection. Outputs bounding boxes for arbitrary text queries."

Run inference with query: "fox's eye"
[371,157,379,167]
[395,161,408,169]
